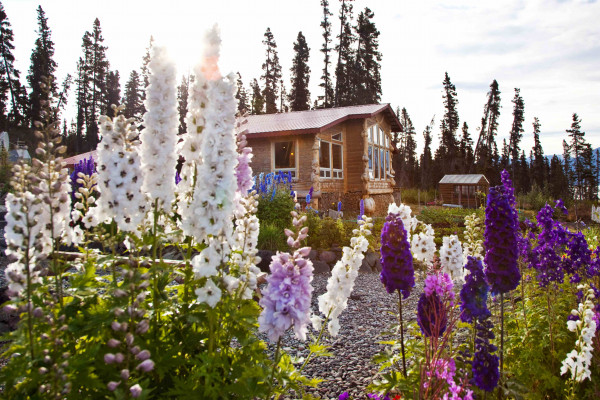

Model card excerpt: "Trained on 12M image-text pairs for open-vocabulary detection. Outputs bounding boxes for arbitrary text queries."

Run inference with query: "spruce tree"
[53,74,72,121]
[250,78,264,115]
[548,155,569,200]
[279,79,289,112]
[474,79,501,175]
[459,122,474,173]
[27,5,57,126]
[261,28,281,114]
[354,7,382,105]
[420,117,435,190]
[334,0,355,107]
[139,36,153,117]
[508,88,525,176]
[105,70,120,117]
[395,107,417,187]
[88,18,109,128]
[0,3,26,128]
[235,72,249,115]
[318,0,334,108]
[122,70,144,121]
[531,117,545,188]
[289,31,311,111]
[436,72,459,175]
[566,113,593,201]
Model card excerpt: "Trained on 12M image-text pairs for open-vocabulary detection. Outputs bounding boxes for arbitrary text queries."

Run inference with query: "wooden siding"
[439,182,489,208]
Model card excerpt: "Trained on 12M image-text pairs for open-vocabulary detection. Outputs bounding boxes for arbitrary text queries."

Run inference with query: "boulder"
[319,250,338,265]
[312,260,331,274]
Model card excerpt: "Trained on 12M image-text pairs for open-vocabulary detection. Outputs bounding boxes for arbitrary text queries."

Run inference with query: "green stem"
[25,244,35,360]
[498,293,505,400]
[299,309,331,373]
[266,338,282,400]
[183,237,193,308]
[398,291,407,378]
[151,199,160,338]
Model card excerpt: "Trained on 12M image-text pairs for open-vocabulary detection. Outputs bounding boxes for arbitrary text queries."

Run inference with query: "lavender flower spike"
[380,211,414,298]
[483,184,520,294]
[460,256,491,323]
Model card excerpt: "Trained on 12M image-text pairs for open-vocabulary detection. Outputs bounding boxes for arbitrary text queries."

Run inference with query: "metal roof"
[439,174,489,185]
[242,104,402,138]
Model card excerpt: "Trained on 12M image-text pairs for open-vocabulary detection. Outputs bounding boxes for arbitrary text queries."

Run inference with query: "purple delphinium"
[417,291,447,337]
[338,392,350,400]
[175,170,182,185]
[472,318,499,392]
[460,257,491,324]
[70,156,96,202]
[258,251,314,342]
[483,183,520,294]
[563,232,592,283]
[308,186,314,198]
[337,201,342,212]
[358,198,365,221]
[380,213,415,298]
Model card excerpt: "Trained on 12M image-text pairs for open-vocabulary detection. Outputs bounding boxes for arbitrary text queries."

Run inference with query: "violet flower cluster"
[380,209,414,298]
[483,180,520,294]
[259,213,313,342]
[460,257,491,324]
[471,318,499,392]
[417,272,453,337]
[70,156,95,202]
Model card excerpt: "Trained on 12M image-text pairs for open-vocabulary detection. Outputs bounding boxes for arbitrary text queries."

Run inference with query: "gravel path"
[263,271,423,400]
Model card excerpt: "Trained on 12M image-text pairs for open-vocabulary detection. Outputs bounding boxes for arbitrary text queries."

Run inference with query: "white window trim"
[272,139,298,180]
[319,136,344,180]
[368,125,393,181]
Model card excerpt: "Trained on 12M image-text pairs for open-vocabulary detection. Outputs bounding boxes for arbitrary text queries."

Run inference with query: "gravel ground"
[262,271,424,400]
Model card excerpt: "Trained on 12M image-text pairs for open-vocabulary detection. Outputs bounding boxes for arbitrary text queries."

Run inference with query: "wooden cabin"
[243,104,403,214]
[438,174,489,208]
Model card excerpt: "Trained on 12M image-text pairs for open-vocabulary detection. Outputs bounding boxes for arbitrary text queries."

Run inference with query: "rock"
[319,250,338,265]
[312,260,330,274]
[308,250,319,262]
[360,251,381,273]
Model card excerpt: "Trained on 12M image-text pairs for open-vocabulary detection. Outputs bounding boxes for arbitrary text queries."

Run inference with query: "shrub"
[399,187,437,205]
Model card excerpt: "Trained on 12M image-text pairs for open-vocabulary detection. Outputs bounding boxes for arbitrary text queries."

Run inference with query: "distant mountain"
[543,147,600,162]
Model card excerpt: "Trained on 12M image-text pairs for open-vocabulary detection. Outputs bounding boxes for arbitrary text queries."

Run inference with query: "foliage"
[398,187,436,205]
[255,172,295,230]
[258,222,288,251]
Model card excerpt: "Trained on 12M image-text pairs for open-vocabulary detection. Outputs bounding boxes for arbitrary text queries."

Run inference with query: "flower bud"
[111,321,121,331]
[107,381,120,391]
[107,339,121,348]
[136,349,151,361]
[33,307,44,318]
[136,319,149,334]
[126,333,134,346]
[114,353,124,363]
[136,359,155,372]
[130,384,142,398]
[130,346,140,355]
[104,353,116,364]
[120,369,130,380]
[39,367,48,375]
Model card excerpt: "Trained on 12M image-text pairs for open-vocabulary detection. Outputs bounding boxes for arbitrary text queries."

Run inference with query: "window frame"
[368,125,393,180]
[272,140,298,179]
[319,133,344,180]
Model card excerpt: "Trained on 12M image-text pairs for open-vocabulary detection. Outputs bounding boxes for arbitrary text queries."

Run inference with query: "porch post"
[311,135,321,209]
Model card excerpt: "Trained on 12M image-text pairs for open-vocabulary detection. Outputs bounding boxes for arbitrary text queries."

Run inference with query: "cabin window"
[273,140,296,178]
[319,136,343,179]
[368,125,393,180]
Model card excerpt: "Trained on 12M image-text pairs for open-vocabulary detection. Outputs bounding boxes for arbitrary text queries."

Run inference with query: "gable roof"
[242,103,402,138]
[439,174,489,185]
[64,150,97,167]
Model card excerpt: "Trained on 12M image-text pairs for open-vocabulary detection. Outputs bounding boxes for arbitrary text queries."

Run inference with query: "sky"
[4,0,600,156]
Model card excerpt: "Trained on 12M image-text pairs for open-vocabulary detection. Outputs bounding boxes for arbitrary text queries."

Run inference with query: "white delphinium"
[411,223,436,264]
[463,213,484,260]
[70,171,99,243]
[92,108,147,232]
[439,235,464,281]
[195,278,222,308]
[230,193,262,299]
[178,26,238,243]
[140,45,178,213]
[387,203,418,236]
[316,216,373,336]
[3,164,45,297]
[561,285,597,383]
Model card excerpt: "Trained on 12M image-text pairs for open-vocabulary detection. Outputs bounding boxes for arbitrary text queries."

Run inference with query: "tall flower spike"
[140,44,178,213]
[178,26,238,242]
[318,216,372,336]
[380,210,415,298]
[439,234,464,281]
[460,256,491,323]
[93,109,147,232]
[483,184,520,294]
